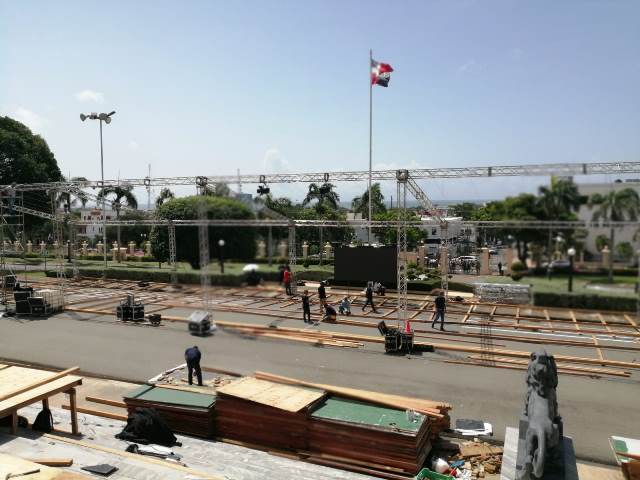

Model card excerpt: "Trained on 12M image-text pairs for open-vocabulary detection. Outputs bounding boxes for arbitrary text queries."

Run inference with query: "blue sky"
[1,0,639,205]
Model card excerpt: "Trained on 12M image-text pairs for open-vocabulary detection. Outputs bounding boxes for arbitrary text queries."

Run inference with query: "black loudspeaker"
[15,301,31,314]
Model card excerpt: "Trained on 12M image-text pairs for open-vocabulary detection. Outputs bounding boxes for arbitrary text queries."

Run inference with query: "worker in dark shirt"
[317,282,327,313]
[184,346,203,386]
[362,282,377,313]
[301,289,312,323]
[323,304,337,323]
[432,291,446,331]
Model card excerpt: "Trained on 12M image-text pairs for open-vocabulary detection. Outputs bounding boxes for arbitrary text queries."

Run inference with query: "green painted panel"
[123,385,154,399]
[310,397,424,432]
[126,386,215,409]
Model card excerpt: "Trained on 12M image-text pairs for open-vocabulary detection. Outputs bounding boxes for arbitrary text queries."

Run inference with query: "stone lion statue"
[517,349,563,480]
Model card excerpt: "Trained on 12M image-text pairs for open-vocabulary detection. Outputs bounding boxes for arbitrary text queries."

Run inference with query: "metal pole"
[368,48,373,244]
[99,120,107,271]
[636,249,640,325]
[568,254,574,292]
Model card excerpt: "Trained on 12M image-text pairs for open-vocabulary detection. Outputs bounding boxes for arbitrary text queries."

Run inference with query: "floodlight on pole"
[79,111,116,272]
[567,247,576,292]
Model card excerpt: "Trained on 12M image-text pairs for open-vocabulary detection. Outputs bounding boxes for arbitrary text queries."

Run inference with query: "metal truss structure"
[168,221,177,286]
[395,172,409,327]
[3,160,640,191]
[288,222,297,296]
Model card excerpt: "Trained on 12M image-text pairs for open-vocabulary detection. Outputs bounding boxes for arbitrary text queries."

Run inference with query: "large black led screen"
[334,246,397,285]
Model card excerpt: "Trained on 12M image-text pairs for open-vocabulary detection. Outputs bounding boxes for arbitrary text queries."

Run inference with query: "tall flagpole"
[368,48,373,244]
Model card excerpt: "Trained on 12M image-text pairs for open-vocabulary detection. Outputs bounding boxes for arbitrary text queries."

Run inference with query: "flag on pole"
[371,59,394,87]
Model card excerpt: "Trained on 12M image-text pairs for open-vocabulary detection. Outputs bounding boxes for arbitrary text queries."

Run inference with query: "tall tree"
[155,187,175,207]
[589,188,640,281]
[351,183,386,219]
[0,116,64,239]
[97,184,138,251]
[302,183,340,213]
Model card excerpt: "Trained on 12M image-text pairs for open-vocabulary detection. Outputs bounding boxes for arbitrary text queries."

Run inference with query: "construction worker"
[323,303,337,323]
[338,296,351,316]
[362,282,377,313]
[283,265,292,295]
[184,346,203,386]
[301,289,312,323]
[432,291,446,331]
[317,282,327,313]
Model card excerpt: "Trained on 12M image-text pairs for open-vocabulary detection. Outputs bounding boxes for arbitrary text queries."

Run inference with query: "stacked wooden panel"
[123,385,215,438]
[308,397,432,475]
[214,377,325,451]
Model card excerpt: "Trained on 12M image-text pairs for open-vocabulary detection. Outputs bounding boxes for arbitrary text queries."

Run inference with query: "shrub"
[510,261,526,272]
[533,292,636,312]
[511,272,523,281]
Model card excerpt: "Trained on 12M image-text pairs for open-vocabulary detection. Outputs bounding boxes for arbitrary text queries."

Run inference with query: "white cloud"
[12,107,47,132]
[128,140,139,150]
[75,89,105,103]
[457,60,477,74]
[262,148,290,172]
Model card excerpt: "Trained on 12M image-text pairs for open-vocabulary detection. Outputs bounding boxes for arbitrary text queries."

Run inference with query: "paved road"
[0,308,638,464]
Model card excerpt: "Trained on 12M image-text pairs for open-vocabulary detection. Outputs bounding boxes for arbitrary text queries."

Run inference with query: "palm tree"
[302,183,339,213]
[55,176,89,212]
[538,177,582,219]
[589,188,640,281]
[97,184,138,251]
[351,183,386,219]
[538,177,583,259]
[155,188,175,207]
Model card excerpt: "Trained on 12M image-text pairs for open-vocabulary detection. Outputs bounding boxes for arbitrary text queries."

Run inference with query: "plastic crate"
[414,468,454,480]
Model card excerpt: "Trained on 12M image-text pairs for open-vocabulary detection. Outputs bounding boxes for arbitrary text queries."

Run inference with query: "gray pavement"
[0,308,638,465]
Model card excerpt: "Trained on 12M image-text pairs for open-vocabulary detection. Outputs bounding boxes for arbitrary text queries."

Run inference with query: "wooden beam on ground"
[85,396,127,409]
[62,404,128,421]
[24,458,73,467]
[443,359,601,378]
[466,355,629,377]
[0,366,80,402]
[41,433,225,479]
[68,388,79,436]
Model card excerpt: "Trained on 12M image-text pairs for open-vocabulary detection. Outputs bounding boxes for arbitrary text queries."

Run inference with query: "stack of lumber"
[122,385,215,438]
[308,396,433,475]
[254,371,451,435]
[226,324,364,348]
[214,377,326,451]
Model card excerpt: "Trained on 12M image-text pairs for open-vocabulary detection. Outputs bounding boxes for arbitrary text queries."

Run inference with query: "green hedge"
[533,291,636,312]
[47,267,331,286]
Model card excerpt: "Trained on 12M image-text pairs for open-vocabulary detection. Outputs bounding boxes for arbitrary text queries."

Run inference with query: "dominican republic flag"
[371,59,394,87]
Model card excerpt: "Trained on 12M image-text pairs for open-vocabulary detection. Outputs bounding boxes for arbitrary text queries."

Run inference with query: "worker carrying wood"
[431,291,446,331]
[184,346,203,386]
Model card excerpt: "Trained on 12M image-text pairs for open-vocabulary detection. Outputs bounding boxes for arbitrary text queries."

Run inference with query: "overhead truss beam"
[4,161,640,191]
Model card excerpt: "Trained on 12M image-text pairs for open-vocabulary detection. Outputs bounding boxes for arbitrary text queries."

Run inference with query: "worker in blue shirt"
[184,346,203,386]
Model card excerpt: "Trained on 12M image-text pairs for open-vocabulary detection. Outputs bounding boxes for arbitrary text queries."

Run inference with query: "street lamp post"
[80,111,115,271]
[567,247,576,293]
[636,249,640,324]
[218,239,225,274]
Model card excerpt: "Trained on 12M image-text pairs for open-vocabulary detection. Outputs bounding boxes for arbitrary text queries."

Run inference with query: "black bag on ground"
[115,407,177,446]
[32,408,54,432]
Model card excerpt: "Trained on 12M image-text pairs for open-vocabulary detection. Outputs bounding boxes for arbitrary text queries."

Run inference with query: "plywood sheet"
[216,377,324,412]
[310,397,424,432]
[0,453,89,479]
[128,386,215,409]
[0,366,53,397]
[0,376,82,417]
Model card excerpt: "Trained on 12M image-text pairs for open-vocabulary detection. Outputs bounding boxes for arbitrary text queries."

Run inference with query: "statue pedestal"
[501,426,578,480]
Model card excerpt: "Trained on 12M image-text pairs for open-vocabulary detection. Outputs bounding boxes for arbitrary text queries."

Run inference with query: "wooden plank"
[24,458,73,467]
[62,404,128,421]
[216,377,325,412]
[592,336,605,362]
[85,396,127,409]
[0,367,80,402]
[597,313,613,333]
[466,355,629,377]
[570,310,581,332]
[40,433,225,480]
[459,442,503,458]
[0,376,83,418]
[0,366,54,397]
[68,388,79,436]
